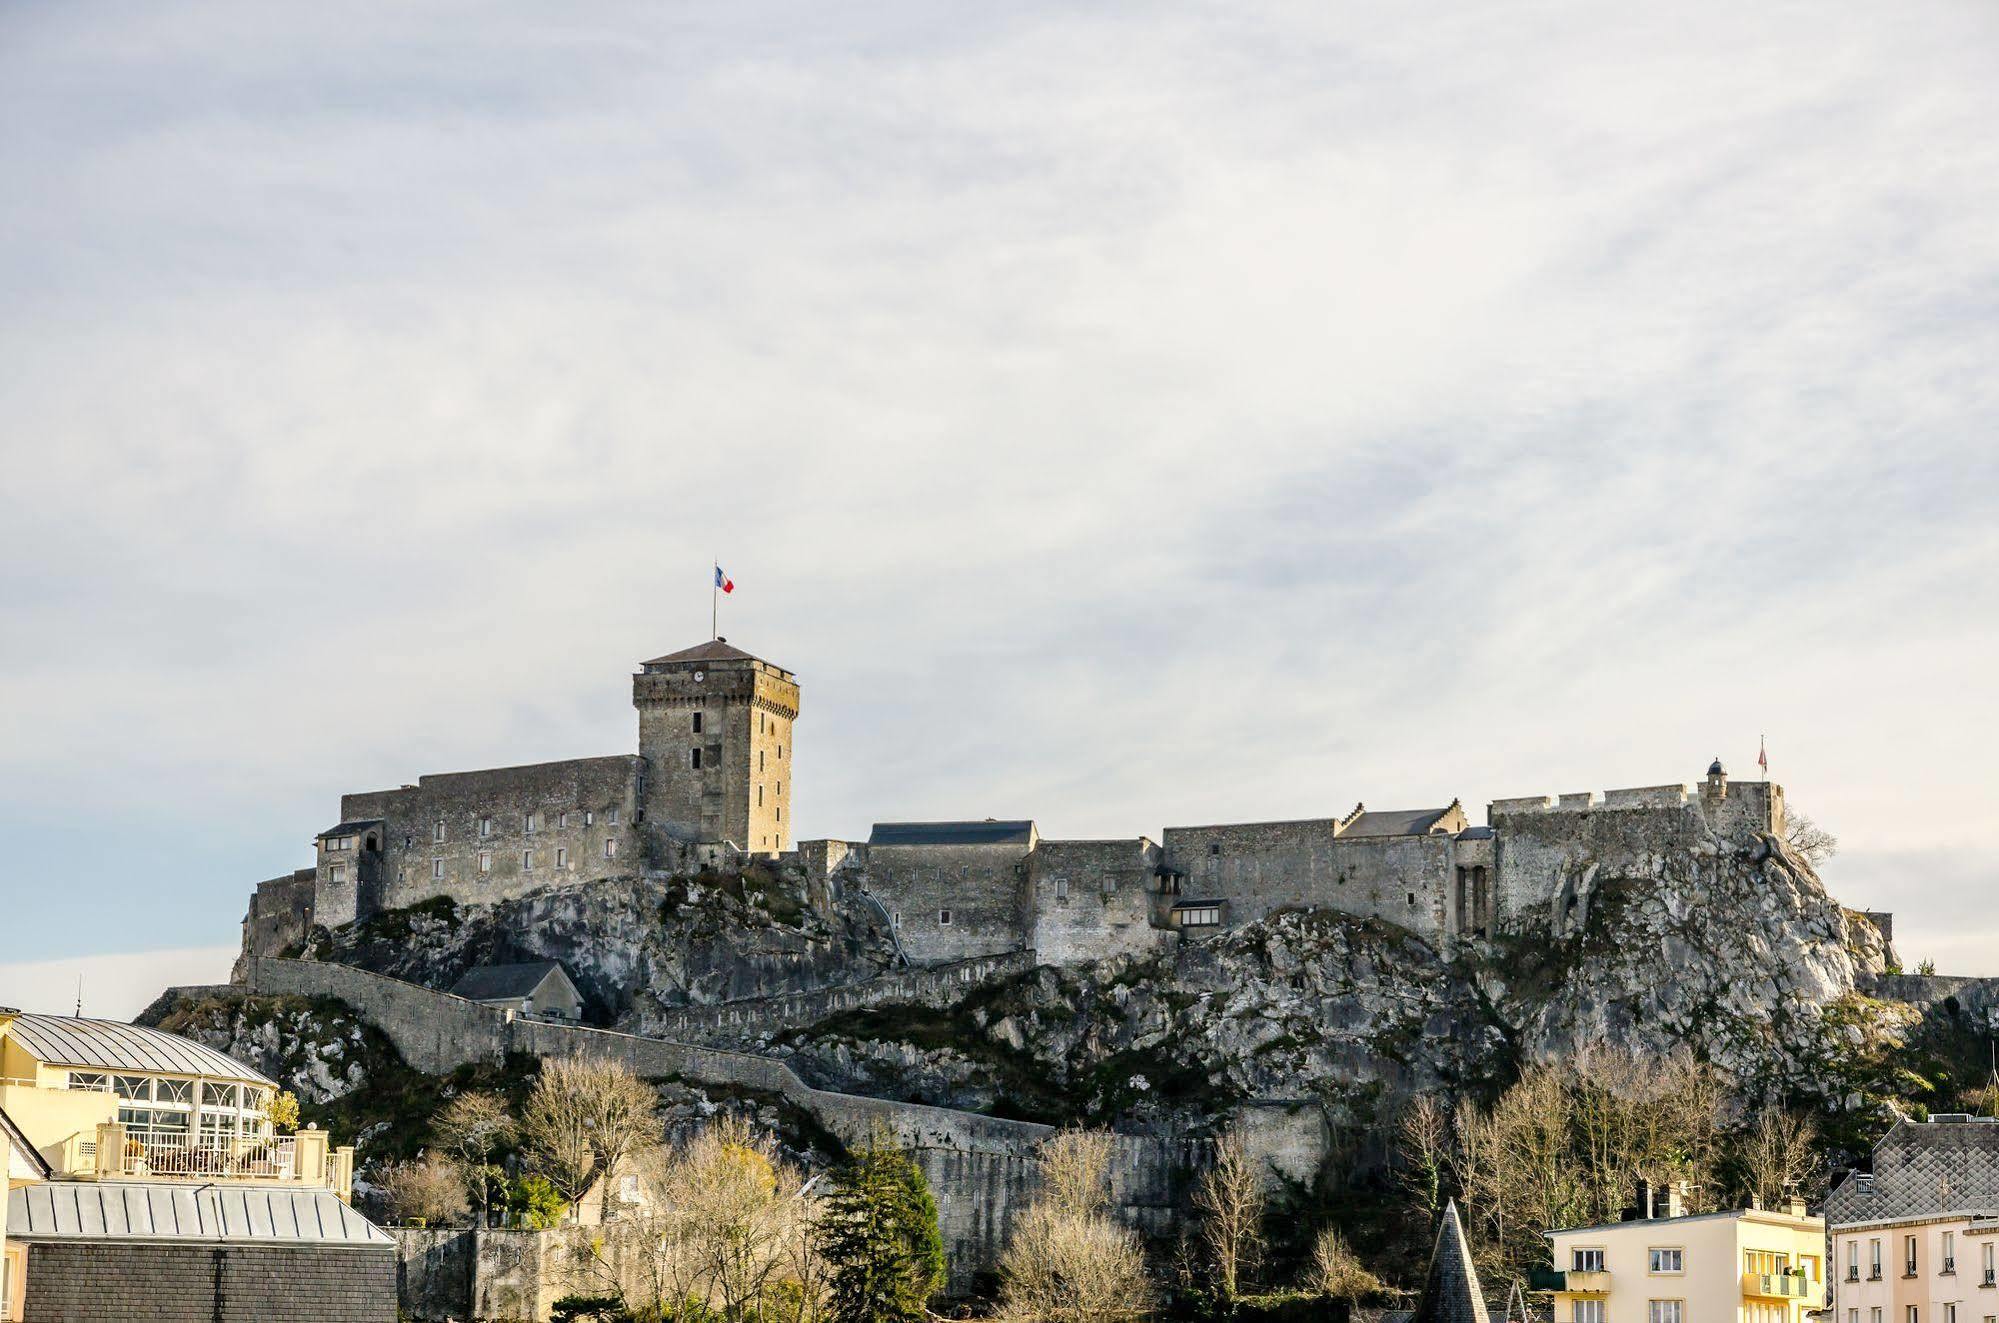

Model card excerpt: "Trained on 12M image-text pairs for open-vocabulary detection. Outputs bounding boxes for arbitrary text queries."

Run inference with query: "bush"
[551,1296,634,1322]
[504,1173,570,1229]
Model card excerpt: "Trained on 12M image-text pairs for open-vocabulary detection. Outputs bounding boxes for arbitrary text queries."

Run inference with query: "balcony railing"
[1528,1270,1612,1293]
[119,1134,298,1181]
[1743,1273,1813,1300]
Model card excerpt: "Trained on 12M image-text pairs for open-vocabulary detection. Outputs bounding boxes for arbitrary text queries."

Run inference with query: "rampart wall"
[1488,786,1732,936]
[863,841,1033,964]
[228,958,1201,1293]
[1865,974,1999,1031]
[1160,820,1456,939]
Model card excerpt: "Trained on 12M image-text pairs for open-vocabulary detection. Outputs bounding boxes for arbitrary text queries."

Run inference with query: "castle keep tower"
[634,639,800,856]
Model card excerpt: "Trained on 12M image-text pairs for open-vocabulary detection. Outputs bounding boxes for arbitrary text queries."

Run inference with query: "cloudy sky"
[3,0,1997,1018]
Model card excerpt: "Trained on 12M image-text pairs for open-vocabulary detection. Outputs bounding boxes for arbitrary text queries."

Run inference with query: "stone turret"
[633,639,799,857]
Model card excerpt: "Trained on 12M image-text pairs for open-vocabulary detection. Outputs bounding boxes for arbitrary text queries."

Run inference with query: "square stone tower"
[633,639,800,855]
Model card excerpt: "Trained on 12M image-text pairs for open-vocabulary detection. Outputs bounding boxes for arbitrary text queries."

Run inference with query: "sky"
[2,0,1997,1020]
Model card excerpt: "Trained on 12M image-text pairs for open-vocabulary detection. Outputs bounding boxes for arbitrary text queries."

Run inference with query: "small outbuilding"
[448,961,584,1021]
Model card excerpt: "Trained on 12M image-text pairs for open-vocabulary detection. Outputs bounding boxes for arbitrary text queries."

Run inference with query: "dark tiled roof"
[1346,807,1455,838]
[317,820,384,839]
[1411,1201,1491,1323]
[0,1103,50,1178]
[1456,826,1497,840]
[1826,1117,1999,1225]
[869,821,1036,847]
[643,639,760,666]
[449,961,572,1003]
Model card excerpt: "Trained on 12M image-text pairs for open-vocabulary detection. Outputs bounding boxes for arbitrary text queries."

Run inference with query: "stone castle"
[243,638,1794,970]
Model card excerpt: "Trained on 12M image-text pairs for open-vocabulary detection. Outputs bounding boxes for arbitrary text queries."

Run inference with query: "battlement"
[1488,784,1695,818]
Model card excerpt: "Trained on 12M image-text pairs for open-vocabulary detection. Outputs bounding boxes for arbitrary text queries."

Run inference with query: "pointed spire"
[1411,1200,1492,1323]
[1504,1278,1529,1323]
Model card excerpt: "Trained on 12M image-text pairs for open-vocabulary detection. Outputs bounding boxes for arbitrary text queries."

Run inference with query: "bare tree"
[433,1090,515,1221]
[1398,1094,1451,1227]
[1310,1226,1383,1304]
[376,1153,469,1225]
[520,1057,663,1224]
[997,1128,1153,1323]
[1742,1109,1820,1209]
[1784,813,1838,868]
[1193,1133,1265,1302]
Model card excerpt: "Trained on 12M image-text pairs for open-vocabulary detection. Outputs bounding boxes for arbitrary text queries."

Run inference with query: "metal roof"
[449,961,574,1002]
[6,1015,276,1086]
[1827,1117,1999,1226]
[870,820,1036,846]
[7,1182,392,1247]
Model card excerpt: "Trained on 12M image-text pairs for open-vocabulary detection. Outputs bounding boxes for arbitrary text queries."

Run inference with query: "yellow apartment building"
[1544,1187,1826,1323]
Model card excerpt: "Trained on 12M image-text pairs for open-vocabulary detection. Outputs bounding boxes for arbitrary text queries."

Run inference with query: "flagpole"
[712,559,718,640]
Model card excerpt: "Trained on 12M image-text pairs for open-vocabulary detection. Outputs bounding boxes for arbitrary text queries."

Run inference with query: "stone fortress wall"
[246,639,1821,979]
[217,958,1204,1294]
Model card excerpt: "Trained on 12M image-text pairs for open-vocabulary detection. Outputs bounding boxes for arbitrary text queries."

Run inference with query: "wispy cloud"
[2,0,1995,978]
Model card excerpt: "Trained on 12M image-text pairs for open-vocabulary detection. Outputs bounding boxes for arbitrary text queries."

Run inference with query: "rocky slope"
[299,864,896,1021]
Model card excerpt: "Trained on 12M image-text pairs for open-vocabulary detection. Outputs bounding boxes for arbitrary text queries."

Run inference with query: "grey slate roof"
[869,820,1036,846]
[643,639,759,666]
[316,819,383,839]
[6,1015,276,1086]
[1411,1201,1491,1323]
[449,961,572,1002]
[1,1103,51,1178]
[7,1181,392,1247]
[1826,1117,1999,1225]
[1345,807,1456,838]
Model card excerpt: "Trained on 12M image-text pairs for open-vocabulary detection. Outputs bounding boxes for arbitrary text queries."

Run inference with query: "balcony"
[1743,1273,1814,1300]
[1529,1270,1612,1293]
[75,1121,354,1202]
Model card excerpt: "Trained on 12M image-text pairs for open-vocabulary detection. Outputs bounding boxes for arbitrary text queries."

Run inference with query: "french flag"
[714,565,734,594]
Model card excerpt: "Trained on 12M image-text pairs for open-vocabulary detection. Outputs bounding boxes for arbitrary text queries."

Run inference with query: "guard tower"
[633,639,800,856]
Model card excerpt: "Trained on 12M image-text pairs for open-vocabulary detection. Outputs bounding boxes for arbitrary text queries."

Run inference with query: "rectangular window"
[434,821,446,842]
[1872,1241,1883,1279]
[1908,1237,1919,1276]
[759,750,765,772]
[1574,1302,1605,1323]
[1944,1232,1957,1274]
[1909,1309,1920,1323]
[691,747,702,769]
[432,858,445,879]
[557,811,569,829]
[1055,878,1070,901]
[1852,1312,1861,1323]
[522,850,534,870]
[608,808,619,825]
[1650,1248,1684,1274]
[1747,1251,1790,1277]
[692,711,704,734]
[557,847,568,868]
[939,909,952,926]
[479,852,492,873]
[893,911,901,929]
[584,810,594,826]
[1945,1307,1957,1323]
[758,785,764,807]
[1648,1302,1683,1323]
[479,816,493,838]
[1984,1242,1995,1284]
[1849,1243,1860,1281]
[1574,1248,1606,1273]
[328,864,347,884]
[524,812,537,833]
[605,839,617,859]
[776,806,781,822]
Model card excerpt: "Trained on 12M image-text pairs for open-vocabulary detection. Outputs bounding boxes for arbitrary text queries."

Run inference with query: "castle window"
[524,812,537,833]
[608,808,619,824]
[604,839,618,859]
[522,850,534,870]
[434,822,446,842]
[939,909,953,926]
[325,836,349,852]
[558,812,569,829]
[432,859,445,879]
[1407,892,1417,906]
[692,711,704,733]
[328,864,346,884]
[1056,878,1069,901]
[1208,843,1219,856]
[758,785,764,807]
[691,748,703,770]
[584,810,594,826]
[759,751,765,773]
[403,835,412,848]
[479,817,493,838]
[557,847,569,868]
[479,852,491,873]
[776,806,781,822]
[893,911,901,928]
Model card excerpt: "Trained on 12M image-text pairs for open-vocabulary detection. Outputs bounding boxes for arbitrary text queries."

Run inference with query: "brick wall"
[22,1243,394,1322]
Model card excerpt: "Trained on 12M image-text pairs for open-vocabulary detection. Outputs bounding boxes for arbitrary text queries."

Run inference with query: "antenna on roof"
[74,975,83,1018]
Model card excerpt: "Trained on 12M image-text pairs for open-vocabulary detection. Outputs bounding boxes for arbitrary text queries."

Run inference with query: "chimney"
[1666,1182,1687,1219]
[1786,1196,1809,1218]
[0,1005,18,1035]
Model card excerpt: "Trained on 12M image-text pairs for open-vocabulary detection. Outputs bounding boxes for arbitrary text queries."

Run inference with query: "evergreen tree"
[820,1132,945,1323]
